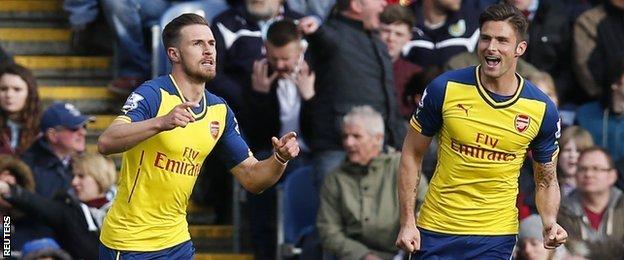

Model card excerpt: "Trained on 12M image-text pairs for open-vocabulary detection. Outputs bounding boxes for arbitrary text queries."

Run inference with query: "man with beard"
[208,0,302,116]
[97,14,301,259]
[247,19,314,259]
[395,4,567,259]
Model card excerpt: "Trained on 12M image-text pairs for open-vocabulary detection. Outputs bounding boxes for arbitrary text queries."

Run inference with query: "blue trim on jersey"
[121,75,251,169]
[413,71,450,137]
[413,66,560,162]
[523,81,560,163]
[214,97,250,169]
[413,228,516,259]
[99,240,195,259]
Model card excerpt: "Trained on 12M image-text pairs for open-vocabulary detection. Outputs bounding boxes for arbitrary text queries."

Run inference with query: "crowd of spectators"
[1,0,623,259]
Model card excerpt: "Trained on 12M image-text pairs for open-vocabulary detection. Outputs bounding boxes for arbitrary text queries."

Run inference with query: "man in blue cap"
[21,102,94,198]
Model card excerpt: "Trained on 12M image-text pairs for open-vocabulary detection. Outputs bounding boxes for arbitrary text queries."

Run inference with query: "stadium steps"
[1,1,249,258]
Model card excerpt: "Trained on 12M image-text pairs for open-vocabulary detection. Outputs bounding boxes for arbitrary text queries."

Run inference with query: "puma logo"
[457,104,472,116]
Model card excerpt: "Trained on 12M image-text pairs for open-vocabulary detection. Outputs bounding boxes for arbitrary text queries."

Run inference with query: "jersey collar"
[474,65,524,108]
[168,74,207,120]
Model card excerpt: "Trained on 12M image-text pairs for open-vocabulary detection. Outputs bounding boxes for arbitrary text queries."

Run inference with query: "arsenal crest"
[210,121,220,139]
[515,114,530,133]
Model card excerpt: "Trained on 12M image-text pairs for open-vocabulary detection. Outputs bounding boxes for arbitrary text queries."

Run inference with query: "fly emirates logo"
[450,133,517,162]
[154,147,203,176]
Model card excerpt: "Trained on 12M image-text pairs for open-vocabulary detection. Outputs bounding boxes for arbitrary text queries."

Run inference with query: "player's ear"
[167,47,180,63]
[514,40,527,58]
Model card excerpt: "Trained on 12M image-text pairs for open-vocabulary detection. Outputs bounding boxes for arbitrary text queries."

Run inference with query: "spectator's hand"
[290,61,315,100]
[362,253,383,260]
[0,181,10,196]
[271,132,300,163]
[543,222,567,249]
[157,102,197,131]
[252,59,277,94]
[298,16,319,35]
[395,224,420,253]
[0,170,16,184]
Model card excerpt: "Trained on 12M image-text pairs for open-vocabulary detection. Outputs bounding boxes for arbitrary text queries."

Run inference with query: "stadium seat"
[276,166,319,260]
[151,0,229,78]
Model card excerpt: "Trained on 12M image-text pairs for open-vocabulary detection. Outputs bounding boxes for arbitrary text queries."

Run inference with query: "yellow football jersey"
[100,75,251,251]
[411,66,560,235]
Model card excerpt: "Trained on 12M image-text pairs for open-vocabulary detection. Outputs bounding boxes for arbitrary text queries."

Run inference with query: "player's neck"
[171,70,205,103]
[479,69,518,96]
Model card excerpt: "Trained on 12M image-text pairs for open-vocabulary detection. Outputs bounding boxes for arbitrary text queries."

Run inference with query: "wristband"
[274,152,289,165]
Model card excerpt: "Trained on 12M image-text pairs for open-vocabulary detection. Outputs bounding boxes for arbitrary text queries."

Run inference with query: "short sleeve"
[530,101,561,163]
[214,103,252,169]
[118,84,160,123]
[409,78,445,137]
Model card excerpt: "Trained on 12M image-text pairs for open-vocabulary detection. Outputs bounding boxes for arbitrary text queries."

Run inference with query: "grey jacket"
[558,187,624,248]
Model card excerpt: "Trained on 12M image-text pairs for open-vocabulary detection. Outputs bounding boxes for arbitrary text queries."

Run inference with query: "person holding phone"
[246,18,315,259]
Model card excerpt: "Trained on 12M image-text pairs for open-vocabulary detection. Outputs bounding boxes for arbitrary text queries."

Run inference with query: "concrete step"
[0,28,71,55]
[0,0,63,12]
[38,78,111,86]
[190,225,232,239]
[1,41,71,55]
[0,28,69,41]
[15,55,109,70]
[14,55,111,78]
[39,86,114,100]
[0,0,65,21]
[42,99,122,115]
[88,114,116,131]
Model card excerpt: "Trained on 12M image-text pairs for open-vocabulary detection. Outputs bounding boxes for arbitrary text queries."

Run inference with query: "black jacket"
[246,76,312,152]
[587,1,624,90]
[523,0,575,104]
[21,138,73,198]
[306,15,406,152]
[6,186,107,260]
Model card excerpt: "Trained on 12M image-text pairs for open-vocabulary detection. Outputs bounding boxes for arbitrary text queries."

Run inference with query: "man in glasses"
[558,146,624,258]
[21,102,94,198]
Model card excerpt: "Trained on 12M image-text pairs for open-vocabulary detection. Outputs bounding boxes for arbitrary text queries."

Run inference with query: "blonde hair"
[559,126,594,152]
[72,153,117,193]
[528,71,558,105]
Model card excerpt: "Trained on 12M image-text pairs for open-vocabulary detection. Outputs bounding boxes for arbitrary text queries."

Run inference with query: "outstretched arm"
[231,132,300,194]
[98,102,197,155]
[533,159,568,249]
[395,128,432,253]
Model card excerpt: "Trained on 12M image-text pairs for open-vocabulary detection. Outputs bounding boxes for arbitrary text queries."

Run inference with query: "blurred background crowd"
[0,0,623,259]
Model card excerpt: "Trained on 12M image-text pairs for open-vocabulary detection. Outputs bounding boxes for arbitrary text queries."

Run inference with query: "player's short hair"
[342,105,385,137]
[479,3,528,41]
[267,19,301,47]
[72,153,117,193]
[578,146,615,170]
[162,13,209,49]
[380,4,415,29]
[559,126,594,153]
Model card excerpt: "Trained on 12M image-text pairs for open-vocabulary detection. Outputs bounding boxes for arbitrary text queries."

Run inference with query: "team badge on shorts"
[210,121,220,139]
[515,114,530,133]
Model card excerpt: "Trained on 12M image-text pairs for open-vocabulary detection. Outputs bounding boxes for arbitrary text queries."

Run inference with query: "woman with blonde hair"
[0,153,117,259]
[557,126,594,196]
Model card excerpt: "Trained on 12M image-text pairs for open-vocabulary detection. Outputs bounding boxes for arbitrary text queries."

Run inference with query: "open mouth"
[201,59,214,66]
[485,56,501,67]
